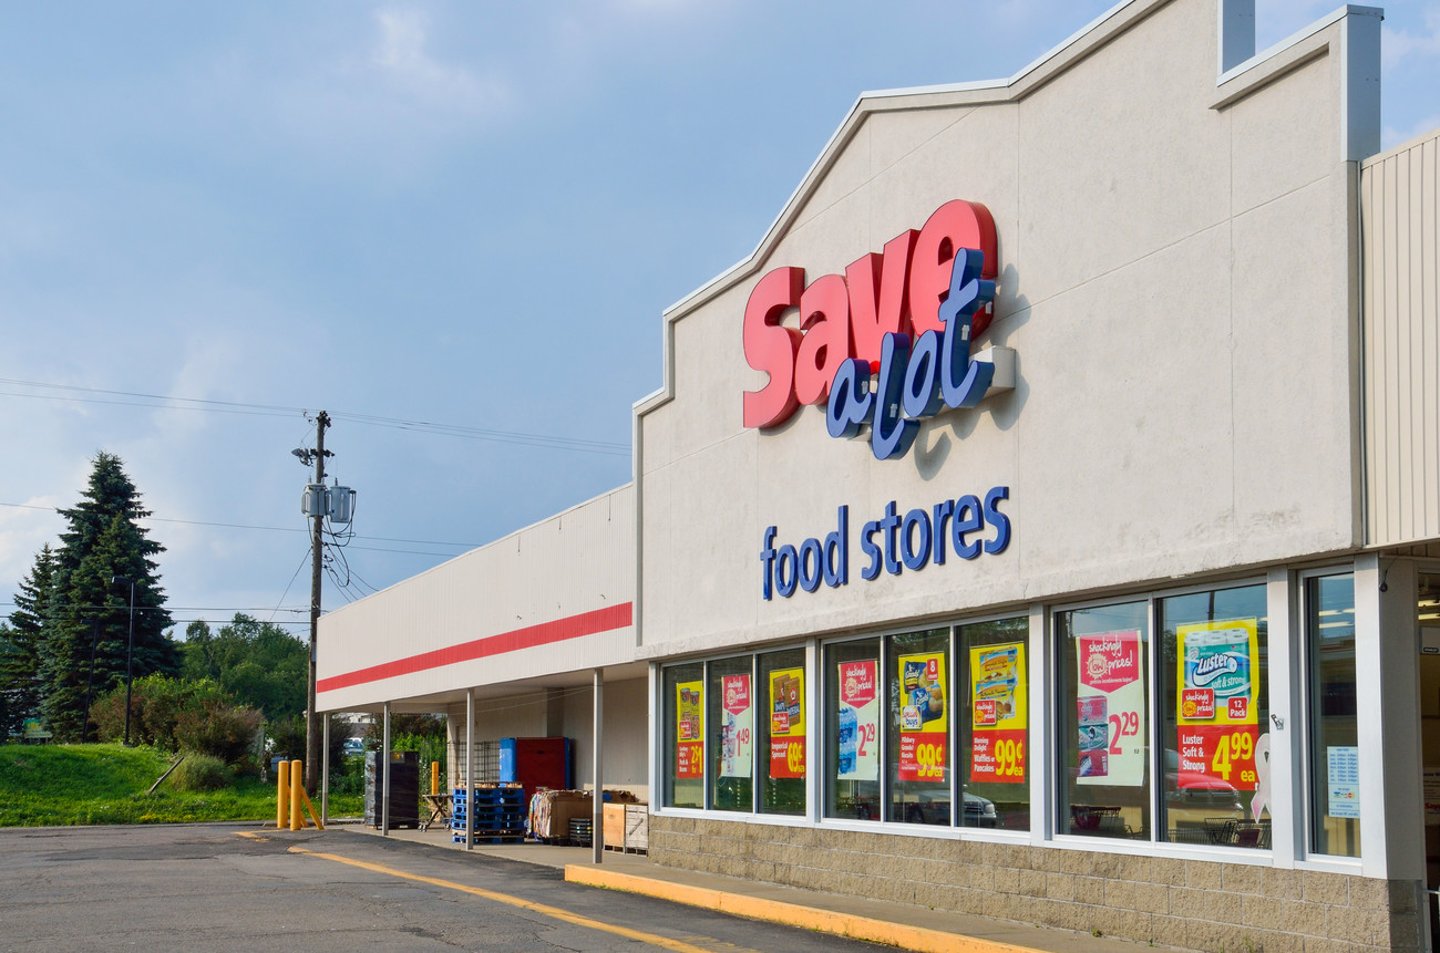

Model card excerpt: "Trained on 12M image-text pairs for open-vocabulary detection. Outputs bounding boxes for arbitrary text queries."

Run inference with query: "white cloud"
[371,8,510,117]
[1384,6,1440,71]
[0,496,64,609]
[1383,113,1440,151]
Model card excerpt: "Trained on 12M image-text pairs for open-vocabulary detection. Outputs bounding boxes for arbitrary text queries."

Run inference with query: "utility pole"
[306,411,330,793]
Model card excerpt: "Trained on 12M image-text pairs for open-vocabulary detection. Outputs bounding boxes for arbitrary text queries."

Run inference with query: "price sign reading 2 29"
[1108,710,1140,755]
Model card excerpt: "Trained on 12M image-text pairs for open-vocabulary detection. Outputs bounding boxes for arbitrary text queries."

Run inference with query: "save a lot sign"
[740,199,1005,460]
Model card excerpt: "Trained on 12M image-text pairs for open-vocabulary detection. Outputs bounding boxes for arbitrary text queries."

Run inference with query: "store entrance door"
[1417,571,1440,946]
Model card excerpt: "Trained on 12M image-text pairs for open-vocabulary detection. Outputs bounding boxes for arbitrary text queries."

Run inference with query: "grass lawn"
[0,743,363,827]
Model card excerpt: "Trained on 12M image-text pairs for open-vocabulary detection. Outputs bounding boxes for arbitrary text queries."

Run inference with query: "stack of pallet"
[450,783,526,844]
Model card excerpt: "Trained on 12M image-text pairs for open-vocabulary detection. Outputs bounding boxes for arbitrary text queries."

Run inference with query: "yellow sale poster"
[969,642,1027,783]
[675,680,703,779]
[768,666,805,778]
[1176,618,1260,791]
[897,651,947,781]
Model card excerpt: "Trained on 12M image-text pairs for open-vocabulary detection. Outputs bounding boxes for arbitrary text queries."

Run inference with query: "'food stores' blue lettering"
[760,486,1010,600]
[826,247,997,460]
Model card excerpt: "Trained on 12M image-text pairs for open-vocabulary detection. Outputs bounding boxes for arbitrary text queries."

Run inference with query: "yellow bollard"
[430,760,439,797]
[290,759,304,832]
[276,759,290,830]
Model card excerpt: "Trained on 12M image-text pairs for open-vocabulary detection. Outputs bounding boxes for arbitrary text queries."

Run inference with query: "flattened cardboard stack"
[527,789,593,843]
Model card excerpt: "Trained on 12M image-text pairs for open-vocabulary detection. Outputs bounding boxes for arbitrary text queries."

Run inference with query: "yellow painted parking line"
[234,831,268,842]
[564,866,1046,953]
[287,846,721,953]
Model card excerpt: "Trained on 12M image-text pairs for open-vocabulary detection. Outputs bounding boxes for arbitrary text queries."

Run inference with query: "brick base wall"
[649,816,1424,952]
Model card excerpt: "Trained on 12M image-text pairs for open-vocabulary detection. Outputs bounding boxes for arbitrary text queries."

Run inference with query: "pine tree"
[0,545,57,735]
[40,453,177,740]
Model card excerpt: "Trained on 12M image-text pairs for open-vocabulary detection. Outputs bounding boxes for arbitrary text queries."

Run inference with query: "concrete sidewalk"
[342,823,1173,953]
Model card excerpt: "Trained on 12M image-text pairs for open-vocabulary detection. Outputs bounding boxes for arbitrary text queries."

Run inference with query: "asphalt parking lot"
[0,823,889,952]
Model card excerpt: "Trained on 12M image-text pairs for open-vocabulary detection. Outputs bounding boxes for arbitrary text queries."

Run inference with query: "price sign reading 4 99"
[1176,619,1260,791]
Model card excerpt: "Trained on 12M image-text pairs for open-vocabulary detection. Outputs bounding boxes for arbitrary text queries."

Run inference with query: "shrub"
[90,676,261,766]
[170,752,232,792]
[267,715,305,762]
[175,700,262,766]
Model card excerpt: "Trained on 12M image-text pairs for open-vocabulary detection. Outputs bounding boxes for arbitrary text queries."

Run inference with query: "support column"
[592,668,604,864]
[382,702,392,836]
[466,688,475,851]
[1357,555,1424,881]
[321,713,331,826]
[1265,568,1298,866]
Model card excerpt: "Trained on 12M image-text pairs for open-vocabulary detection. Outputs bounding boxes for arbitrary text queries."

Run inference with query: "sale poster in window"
[897,651,947,782]
[768,667,805,779]
[720,674,753,778]
[675,680,703,780]
[1076,630,1144,787]
[970,642,1027,783]
[1175,618,1260,791]
[837,660,879,781]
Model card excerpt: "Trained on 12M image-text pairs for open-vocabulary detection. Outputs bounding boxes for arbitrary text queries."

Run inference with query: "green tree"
[0,623,18,735]
[0,545,56,735]
[181,614,306,721]
[41,453,177,740]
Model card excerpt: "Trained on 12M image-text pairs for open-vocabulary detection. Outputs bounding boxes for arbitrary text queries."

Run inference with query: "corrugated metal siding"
[316,484,636,710]
[1364,131,1440,546]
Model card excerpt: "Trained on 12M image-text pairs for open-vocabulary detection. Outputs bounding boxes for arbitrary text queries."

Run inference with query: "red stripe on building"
[316,602,633,693]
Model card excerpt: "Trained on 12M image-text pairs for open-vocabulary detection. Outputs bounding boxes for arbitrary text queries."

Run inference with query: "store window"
[758,649,806,815]
[1308,573,1359,858]
[663,662,704,808]
[888,628,951,824]
[1057,600,1150,840]
[1158,584,1269,848]
[825,638,881,820]
[708,657,754,812]
[958,617,1028,830]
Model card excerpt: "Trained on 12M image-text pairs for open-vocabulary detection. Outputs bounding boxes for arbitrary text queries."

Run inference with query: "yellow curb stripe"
[564,866,1047,953]
[288,846,718,953]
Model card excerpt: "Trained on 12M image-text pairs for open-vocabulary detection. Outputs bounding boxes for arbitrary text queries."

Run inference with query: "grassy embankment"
[0,743,362,827]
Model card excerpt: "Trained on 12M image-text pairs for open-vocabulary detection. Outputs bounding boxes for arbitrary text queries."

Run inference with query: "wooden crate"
[602,802,625,848]
[624,804,648,851]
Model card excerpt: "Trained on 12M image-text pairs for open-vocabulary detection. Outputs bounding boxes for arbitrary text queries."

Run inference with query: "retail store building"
[317,0,1440,948]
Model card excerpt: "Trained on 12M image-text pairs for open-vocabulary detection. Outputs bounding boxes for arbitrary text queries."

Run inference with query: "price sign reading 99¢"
[768,667,806,779]
[1176,619,1260,791]
[897,651,948,782]
[969,642,1027,784]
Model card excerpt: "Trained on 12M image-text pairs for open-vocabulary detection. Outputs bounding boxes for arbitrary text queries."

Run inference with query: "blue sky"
[2,1,1438,635]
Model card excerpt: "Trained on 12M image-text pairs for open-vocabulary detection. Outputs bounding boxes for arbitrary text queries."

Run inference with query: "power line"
[269,546,313,625]
[0,602,308,613]
[0,377,630,456]
[0,501,481,552]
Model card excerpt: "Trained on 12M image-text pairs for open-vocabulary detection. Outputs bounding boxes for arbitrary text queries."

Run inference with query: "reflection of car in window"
[1163,748,1244,817]
[897,791,998,826]
[848,791,996,826]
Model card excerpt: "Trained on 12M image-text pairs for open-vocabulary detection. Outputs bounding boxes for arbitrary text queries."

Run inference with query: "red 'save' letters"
[742,200,997,429]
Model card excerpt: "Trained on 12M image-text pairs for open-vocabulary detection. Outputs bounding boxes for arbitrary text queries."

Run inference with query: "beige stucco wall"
[317,484,635,712]
[637,0,1365,656]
